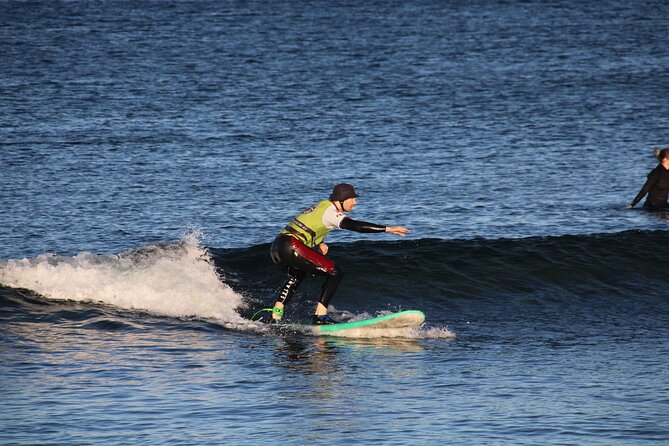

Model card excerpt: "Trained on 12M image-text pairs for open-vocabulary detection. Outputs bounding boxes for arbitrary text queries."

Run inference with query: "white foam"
[0,231,247,324]
[416,326,457,339]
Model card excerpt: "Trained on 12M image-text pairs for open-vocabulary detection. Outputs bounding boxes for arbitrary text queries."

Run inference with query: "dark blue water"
[2,1,669,444]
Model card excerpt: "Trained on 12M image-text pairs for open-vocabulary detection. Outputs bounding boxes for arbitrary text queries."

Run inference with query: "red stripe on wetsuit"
[290,237,335,273]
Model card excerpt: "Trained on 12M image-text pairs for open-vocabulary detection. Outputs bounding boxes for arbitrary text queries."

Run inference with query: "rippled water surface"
[2,0,669,258]
[2,1,669,444]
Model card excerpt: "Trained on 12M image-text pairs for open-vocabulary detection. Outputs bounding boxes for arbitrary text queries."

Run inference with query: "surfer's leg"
[271,235,340,322]
[311,266,343,324]
[277,269,306,305]
[285,237,342,321]
[273,268,306,320]
[315,266,343,315]
[271,235,305,320]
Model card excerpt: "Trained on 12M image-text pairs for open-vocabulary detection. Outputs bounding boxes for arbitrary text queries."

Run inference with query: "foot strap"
[272,306,284,318]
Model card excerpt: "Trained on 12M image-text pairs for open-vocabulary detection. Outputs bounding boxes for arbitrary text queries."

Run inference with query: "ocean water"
[1,1,669,445]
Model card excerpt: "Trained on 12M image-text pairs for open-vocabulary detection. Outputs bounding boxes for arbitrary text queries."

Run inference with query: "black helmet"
[329,183,359,202]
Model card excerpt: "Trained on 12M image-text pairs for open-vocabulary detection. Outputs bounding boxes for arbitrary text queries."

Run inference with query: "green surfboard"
[314,310,425,334]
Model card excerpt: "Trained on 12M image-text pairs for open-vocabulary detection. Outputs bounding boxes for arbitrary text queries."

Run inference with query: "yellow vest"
[280,200,335,248]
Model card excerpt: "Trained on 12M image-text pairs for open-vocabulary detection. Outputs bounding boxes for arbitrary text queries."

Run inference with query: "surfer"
[629,148,669,211]
[269,183,410,325]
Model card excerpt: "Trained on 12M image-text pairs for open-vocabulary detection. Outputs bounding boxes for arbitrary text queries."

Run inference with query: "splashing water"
[0,231,247,325]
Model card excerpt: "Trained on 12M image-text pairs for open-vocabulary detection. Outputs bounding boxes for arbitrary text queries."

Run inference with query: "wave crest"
[0,231,246,323]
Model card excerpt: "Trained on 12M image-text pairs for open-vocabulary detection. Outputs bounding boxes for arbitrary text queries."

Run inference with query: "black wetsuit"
[631,164,669,211]
[270,217,386,309]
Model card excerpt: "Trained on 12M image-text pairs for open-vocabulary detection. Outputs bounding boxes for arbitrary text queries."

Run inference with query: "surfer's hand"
[385,226,411,237]
[318,243,329,254]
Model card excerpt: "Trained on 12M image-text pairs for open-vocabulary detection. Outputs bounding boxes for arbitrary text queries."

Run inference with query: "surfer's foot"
[312,314,337,325]
[272,305,284,322]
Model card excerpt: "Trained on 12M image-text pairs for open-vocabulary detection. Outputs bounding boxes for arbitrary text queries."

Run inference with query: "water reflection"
[2,317,236,372]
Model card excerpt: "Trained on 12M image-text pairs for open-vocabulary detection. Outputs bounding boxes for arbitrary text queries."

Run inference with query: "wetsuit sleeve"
[631,168,660,207]
[339,217,386,233]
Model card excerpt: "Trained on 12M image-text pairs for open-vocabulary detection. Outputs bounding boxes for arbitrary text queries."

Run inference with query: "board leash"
[250,308,273,321]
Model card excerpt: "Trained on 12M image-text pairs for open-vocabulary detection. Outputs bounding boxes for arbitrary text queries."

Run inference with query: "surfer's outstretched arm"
[339,217,410,236]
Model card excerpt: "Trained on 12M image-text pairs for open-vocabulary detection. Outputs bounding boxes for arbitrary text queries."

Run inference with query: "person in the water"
[629,148,669,211]
[269,183,410,325]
